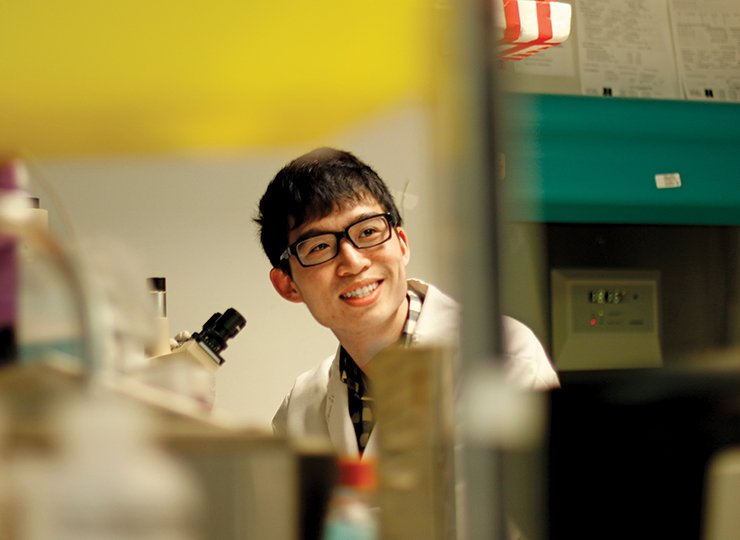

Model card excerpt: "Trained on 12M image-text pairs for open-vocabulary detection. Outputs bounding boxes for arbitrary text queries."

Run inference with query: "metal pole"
[434,0,509,538]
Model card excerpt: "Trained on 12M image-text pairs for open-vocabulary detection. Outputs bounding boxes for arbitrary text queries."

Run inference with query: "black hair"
[254,147,403,272]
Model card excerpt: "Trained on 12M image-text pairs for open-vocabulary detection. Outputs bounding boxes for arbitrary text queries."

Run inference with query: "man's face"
[271,201,410,343]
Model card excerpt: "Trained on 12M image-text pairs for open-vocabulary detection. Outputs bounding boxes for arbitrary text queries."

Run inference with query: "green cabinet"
[505,93,740,225]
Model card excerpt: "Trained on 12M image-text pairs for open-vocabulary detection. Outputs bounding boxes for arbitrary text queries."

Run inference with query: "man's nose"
[336,238,370,272]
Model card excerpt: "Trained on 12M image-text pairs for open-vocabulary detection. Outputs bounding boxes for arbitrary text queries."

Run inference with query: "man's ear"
[396,227,411,265]
[269,267,304,303]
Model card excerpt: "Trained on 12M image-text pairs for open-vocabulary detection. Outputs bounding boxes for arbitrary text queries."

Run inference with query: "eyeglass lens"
[296,215,391,266]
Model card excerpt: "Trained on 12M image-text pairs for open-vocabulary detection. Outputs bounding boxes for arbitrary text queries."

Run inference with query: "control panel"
[551,269,662,370]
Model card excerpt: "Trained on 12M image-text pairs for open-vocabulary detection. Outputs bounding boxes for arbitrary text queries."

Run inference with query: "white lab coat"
[271,279,559,457]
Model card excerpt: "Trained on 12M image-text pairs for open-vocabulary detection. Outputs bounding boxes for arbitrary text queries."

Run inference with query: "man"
[255,147,558,457]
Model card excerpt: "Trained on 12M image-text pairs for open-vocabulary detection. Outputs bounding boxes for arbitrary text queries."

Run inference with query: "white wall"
[31,102,445,428]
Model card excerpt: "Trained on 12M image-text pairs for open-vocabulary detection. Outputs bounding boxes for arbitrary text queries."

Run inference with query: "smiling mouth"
[340,282,380,299]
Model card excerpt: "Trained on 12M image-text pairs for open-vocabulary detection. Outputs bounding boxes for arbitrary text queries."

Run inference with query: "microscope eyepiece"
[192,308,246,356]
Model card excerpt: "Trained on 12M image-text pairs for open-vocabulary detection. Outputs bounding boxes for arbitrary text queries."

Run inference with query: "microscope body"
[144,307,246,408]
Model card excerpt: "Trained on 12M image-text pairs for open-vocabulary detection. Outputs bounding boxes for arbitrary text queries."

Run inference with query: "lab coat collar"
[325,346,379,459]
[325,347,359,456]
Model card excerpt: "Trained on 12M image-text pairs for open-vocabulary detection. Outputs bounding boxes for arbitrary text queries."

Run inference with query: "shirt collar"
[400,287,422,346]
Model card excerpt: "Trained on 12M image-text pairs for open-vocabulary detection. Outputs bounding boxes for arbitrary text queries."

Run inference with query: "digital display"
[589,288,625,304]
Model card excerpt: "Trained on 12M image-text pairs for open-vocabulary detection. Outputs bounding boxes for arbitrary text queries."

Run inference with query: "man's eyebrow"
[292,226,330,244]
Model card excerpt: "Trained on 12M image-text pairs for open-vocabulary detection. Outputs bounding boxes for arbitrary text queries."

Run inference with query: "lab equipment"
[163,308,246,370]
[550,268,662,370]
[145,277,171,358]
[142,307,246,407]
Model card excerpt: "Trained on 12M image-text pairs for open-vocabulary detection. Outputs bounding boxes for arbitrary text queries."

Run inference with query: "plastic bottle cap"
[337,458,377,490]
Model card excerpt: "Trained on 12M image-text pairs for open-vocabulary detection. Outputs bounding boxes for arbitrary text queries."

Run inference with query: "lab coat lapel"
[362,428,378,459]
[325,349,360,456]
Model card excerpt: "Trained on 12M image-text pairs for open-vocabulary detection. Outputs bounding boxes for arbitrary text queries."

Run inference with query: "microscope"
[142,277,246,408]
[157,308,247,373]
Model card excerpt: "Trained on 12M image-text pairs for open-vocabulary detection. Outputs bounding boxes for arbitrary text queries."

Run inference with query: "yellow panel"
[0,1,430,156]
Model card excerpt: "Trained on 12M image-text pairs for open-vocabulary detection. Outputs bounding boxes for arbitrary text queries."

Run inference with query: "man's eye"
[306,241,331,254]
[359,227,379,238]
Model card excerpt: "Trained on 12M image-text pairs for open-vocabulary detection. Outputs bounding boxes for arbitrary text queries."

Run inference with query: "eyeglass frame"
[279,212,398,268]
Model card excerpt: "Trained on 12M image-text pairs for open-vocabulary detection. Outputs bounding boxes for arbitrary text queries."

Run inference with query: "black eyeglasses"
[279,213,397,267]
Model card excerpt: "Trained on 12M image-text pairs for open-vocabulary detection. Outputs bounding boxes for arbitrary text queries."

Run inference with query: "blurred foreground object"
[0,359,331,540]
[321,458,378,540]
[372,346,457,540]
[18,390,203,540]
[495,0,572,61]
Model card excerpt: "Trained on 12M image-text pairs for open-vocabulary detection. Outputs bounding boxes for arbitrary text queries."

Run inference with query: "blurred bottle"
[1,159,57,367]
[321,458,378,540]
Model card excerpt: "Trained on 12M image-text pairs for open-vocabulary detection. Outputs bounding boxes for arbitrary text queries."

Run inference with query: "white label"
[655,173,682,189]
